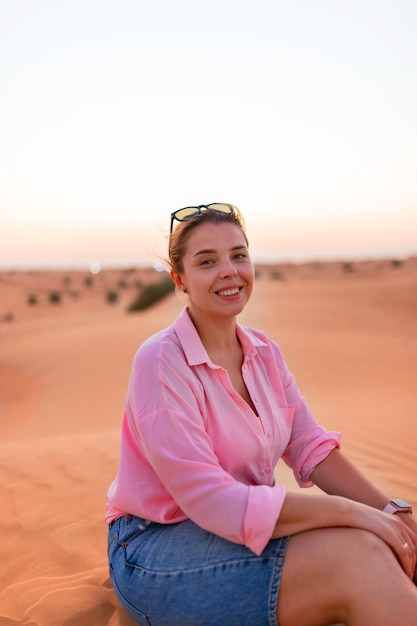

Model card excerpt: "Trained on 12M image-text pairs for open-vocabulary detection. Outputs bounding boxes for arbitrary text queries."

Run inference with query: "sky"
[1,0,417,268]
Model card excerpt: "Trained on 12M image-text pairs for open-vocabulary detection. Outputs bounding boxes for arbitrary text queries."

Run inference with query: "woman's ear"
[170,269,187,293]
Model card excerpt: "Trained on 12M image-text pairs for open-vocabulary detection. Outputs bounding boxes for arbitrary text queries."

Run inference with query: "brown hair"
[168,205,249,274]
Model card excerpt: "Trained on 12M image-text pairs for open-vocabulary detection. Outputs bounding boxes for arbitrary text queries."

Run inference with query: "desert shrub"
[128,276,175,312]
[85,276,93,287]
[63,276,71,286]
[1,312,14,322]
[49,291,61,304]
[106,290,119,304]
[342,262,354,273]
[27,294,38,305]
[271,270,285,281]
[391,259,403,269]
[311,262,323,270]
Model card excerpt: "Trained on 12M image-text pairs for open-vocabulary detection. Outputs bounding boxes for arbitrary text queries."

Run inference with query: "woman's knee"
[338,527,402,576]
[277,527,393,626]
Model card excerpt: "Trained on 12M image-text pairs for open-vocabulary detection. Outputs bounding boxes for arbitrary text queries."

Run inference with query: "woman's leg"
[277,527,417,626]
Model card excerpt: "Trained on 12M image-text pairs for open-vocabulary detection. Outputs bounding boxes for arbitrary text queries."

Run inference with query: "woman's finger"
[396,534,416,579]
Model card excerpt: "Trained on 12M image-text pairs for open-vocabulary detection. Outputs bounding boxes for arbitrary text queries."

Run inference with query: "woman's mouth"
[215,287,242,296]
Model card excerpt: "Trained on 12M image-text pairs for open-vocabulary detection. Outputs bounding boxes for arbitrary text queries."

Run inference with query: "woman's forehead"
[185,222,247,247]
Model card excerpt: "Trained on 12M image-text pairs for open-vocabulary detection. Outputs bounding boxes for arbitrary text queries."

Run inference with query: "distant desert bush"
[128,275,175,312]
[342,262,354,273]
[106,290,119,304]
[271,270,285,281]
[1,312,14,323]
[391,259,403,268]
[49,291,61,304]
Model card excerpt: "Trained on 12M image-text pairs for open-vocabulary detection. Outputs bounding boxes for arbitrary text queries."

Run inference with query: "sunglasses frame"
[170,203,235,234]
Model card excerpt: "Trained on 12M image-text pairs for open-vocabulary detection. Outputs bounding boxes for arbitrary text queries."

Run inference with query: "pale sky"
[1,0,417,268]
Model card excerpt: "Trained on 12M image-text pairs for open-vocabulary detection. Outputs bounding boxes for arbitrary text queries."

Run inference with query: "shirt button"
[267,432,272,438]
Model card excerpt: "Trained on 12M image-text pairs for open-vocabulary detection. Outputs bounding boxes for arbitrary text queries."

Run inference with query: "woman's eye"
[200,258,215,266]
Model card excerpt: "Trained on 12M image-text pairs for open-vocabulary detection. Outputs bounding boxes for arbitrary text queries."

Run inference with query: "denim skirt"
[108,514,290,626]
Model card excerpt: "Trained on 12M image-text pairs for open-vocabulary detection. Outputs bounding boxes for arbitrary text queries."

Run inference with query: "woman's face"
[171,221,254,322]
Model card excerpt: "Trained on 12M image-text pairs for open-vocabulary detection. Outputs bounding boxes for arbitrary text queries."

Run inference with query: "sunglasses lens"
[207,203,233,214]
[174,207,201,222]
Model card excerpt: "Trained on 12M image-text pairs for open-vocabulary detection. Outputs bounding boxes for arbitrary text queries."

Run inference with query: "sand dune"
[0,258,416,625]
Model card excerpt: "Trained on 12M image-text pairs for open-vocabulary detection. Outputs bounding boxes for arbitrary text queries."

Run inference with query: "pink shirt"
[106,307,341,555]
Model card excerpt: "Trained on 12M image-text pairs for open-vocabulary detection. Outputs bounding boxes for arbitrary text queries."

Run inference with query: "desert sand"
[0,257,416,625]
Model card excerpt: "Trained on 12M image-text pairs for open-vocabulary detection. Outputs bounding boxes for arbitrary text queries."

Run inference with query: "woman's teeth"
[217,288,240,296]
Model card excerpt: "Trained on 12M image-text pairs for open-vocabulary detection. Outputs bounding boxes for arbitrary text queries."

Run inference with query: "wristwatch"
[383,499,413,514]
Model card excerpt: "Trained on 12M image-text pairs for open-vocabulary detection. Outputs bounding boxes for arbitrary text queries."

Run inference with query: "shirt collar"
[173,307,267,367]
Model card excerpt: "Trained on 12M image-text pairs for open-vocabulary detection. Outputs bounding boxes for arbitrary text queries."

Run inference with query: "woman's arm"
[311,448,417,560]
[271,491,417,579]
[309,448,389,509]
[271,448,417,580]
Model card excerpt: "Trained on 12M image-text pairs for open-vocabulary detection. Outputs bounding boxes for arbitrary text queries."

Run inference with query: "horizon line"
[1,246,416,273]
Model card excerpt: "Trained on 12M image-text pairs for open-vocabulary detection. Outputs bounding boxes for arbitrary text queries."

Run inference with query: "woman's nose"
[219,260,238,277]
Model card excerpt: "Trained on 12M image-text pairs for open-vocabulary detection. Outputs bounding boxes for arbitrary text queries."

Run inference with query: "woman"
[106,203,417,626]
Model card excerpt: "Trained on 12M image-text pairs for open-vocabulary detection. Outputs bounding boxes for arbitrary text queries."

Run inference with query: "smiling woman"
[169,215,253,331]
[106,204,417,626]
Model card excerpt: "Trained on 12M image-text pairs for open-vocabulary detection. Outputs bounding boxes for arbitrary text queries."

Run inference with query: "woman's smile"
[215,285,243,297]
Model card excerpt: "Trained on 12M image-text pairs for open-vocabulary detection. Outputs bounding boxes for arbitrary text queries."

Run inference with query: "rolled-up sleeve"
[280,369,341,486]
[244,483,286,554]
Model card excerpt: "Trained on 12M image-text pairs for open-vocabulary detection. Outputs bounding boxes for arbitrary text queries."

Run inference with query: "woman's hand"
[351,504,417,581]
[395,513,417,583]
[309,449,417,580]
[273,493,417,581]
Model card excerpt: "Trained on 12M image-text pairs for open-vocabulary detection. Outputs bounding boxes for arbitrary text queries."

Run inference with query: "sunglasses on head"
[170,203,235,234]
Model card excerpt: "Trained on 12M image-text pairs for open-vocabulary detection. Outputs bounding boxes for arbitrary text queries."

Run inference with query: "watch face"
[392,499,412,509]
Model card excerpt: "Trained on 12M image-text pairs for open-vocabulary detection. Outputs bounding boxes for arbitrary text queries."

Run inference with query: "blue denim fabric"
[108,514,290,626]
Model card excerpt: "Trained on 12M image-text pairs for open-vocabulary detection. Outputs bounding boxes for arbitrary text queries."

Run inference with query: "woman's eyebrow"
[193,245,247,258]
